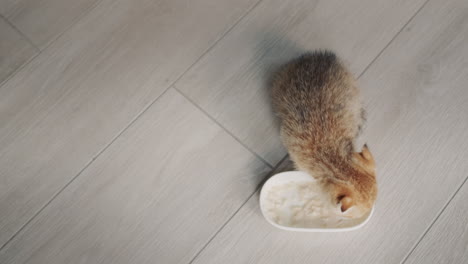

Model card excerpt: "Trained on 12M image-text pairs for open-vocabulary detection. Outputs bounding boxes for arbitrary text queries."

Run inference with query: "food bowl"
[259,171,374,232]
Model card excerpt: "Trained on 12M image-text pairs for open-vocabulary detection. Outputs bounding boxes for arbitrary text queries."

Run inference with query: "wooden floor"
[1,0,467,263]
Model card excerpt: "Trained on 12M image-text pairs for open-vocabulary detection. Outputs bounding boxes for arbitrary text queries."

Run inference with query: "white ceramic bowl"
[259,171,374,232]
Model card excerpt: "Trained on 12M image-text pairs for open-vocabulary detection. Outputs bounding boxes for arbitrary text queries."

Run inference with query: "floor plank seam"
[0,0,106,247]
[167,0,265,87]
[181,1,437,261]
[0,0,447,261]
[0,49,40,88]
[174,87,274,168]
[0,0,265,252]
[0,14,40,52]
[0,14,41,88]
[174,0,431,171]
[33,0,104,51]
[0,0,105,88]
[187,154,288,264]
[400,175,468,264]
[181,0,435,260]
[0,86,171,252]
[355,0,431,80]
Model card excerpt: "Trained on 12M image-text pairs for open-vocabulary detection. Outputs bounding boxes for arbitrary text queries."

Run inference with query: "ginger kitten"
[271,51,377,218]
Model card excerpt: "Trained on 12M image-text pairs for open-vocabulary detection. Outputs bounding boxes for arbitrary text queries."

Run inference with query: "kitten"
[271,51,377,218]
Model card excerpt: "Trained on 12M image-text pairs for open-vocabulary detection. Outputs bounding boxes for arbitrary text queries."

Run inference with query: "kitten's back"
[271,51,362,156]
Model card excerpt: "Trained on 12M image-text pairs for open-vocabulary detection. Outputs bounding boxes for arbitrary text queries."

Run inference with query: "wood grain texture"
[0,16,36,84]
[0,89,271,264]
[0,0,258,248]
[175,0,427,165]
[0,0,100,49]
[187,0,468,263]
[405,179,468,264]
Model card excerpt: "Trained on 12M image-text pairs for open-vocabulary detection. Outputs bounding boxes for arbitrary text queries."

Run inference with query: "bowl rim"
[259,171,374,232]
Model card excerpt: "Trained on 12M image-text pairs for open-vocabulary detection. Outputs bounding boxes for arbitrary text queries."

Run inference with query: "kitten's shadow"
[256,31,306,106]
[250,32,306,200]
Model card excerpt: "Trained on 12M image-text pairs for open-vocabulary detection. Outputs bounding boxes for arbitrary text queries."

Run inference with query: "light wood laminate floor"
[0,0,467,263]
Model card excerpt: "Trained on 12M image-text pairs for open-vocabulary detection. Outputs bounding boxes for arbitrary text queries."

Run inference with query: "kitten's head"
[328,144,378,219]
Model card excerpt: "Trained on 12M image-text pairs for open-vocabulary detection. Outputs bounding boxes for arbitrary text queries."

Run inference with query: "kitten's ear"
[353,144,375,170]
[338,195,354,212]
[360,144,374,161]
